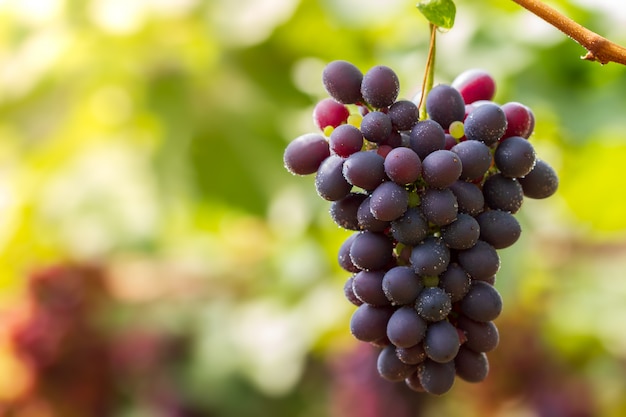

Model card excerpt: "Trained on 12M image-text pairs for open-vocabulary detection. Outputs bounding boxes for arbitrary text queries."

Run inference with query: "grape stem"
[511,0,626,65]
[418,24,437,120]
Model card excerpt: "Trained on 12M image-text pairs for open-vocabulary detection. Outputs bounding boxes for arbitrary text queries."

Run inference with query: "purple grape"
[438,263,471,302]
[330,192,367,230]
[283,133,330,175]
[384,147,422,185]
[495,136,536,178]
[455,346,489,383]
[369,181,409,222]
[338,233,360,273]
[322,60,364,104]
[361,111,393,143]
[388,100,419,131]
[352,270,390,306]
[386,306,428,348]
[361,65,400,108]
[415,287,452,322]
[357,196,390,232]
[464,103,507,146]
[417,359,456,395]
[390,207,429,246]
[410,236,451,276]
[476,209,521,249]
[375,144,393,158]
[423,320,460,363]
[350,303,394,343]
[382,266,423,306]
[397,343,427,365]
[444,133,458,150]
[343,276,363,306]
[377,344,417,381]
[381,130,403,148]
[482,173,524,213]
[441,213,480,250]
[456,315,499,353]
[420,188,458,226]
[315,155,352,201]
[409,120,446,160]
[450,140,492,181]
[329,124,364,157]
[448,180,485,216]
[405,369,426,392]
[342,151,386,191]
[426,84,466,129]
[422,149,463,188]
[349,231,394,271]
[457,240,500,281]
[460,280,503,322]
[518,159,558,199]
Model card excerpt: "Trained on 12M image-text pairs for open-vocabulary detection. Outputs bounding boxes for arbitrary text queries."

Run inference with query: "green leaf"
[416,0,456,29]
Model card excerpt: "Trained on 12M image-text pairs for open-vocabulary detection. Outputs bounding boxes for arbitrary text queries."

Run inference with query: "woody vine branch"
[511,0,626,65]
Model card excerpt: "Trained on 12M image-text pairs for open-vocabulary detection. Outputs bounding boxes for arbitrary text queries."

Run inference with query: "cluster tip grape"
[283,60,558,396]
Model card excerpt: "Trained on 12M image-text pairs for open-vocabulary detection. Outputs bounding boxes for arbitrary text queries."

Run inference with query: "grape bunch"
[283,61,558,395]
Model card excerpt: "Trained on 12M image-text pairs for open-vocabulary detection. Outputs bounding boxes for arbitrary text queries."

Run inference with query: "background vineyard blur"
[0,0,625,416]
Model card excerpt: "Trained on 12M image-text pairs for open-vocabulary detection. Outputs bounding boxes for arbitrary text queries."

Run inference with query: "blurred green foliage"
[0,0,625,416]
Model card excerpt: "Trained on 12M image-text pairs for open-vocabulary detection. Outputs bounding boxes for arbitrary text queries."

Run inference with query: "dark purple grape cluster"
[283,61,558,395]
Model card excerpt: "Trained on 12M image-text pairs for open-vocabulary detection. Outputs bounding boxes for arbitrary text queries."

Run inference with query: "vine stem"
[418,24,437,120]
[511,0,626,65]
